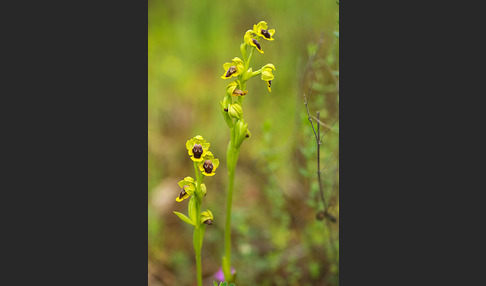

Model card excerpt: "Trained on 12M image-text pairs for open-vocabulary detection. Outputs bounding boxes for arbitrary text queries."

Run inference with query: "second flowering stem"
[222,139,239,281]
[193,161,205,286]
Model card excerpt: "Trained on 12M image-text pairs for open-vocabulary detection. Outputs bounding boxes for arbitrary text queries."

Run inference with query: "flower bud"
[200,183,207,197]
[240,43,247,60]
[242,67,253,82]
[228,103,243,119]
[220,95,234,128]
[234,119,248,149]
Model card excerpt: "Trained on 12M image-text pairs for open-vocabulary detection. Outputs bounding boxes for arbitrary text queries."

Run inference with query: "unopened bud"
[228,103,243,119]
[234,119,248,149]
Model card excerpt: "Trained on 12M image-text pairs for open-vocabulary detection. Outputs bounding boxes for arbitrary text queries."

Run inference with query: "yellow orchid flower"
[198,151,220,177]
[201,210,214,225]
[253,21,275,41]
[226,81,247,97]
[261,64,276,92]
[176,177,196,202]
[244,30,264,54]
[185,135,210,162]
[221,57,245,79]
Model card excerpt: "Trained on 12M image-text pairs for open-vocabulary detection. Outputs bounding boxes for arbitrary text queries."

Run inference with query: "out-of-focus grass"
[149,0,338,285]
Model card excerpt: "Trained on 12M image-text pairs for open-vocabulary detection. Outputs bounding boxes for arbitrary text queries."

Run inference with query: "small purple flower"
[214,267,235,282]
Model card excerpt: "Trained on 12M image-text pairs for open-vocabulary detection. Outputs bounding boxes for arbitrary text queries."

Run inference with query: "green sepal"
[173,211,195,226]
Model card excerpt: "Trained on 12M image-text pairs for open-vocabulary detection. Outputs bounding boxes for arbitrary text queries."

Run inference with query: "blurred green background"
[148,0,339,285]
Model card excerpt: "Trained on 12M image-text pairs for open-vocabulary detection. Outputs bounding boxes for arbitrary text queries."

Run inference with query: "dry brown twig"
[302,32,339,223]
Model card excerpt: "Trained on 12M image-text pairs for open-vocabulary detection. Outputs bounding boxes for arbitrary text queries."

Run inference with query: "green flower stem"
[245,47,255,70]
[223,139,240,281]
[193,162,203,286]
[238,82,246,105]
[193,228,202,286]
[222,45,253,282]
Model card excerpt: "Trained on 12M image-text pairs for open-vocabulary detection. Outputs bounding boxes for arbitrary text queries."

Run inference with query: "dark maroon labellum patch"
[233,89,247,96]
[204,219,213,225]
[203,160,213,174]
[245,133,249,138]
[192,144,203,158]
[179,188,187,200]
[268,80,272,88]
[224,108,228,112]
[261,29,271,39]
[252,38,261,50]
[225,66,237,77]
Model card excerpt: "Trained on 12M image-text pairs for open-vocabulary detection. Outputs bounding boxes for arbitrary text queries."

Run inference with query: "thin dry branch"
[310,115,336,131]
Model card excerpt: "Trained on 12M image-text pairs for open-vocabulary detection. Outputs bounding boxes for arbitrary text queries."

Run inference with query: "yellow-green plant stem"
[193,228,202,286]
[193,162,204,286]
[222,45,254,282]
[223,140,239,281]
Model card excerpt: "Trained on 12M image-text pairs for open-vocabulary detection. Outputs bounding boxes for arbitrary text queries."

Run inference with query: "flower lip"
[204,219,213,225]
[198,152,219,176]
[192,144,203,159]
[186,136,209,162]
[252,38,261,50]
[233,89,248,96]
[178,188,187,200]
[225,66,237,78]
[203,160,213,174]
[176,179,194,202]
[261,29,271,39]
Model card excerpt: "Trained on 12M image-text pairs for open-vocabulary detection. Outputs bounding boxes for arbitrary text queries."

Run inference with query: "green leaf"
[173,211,195,226]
